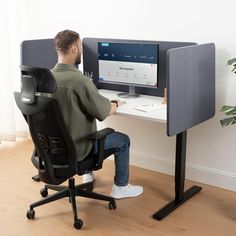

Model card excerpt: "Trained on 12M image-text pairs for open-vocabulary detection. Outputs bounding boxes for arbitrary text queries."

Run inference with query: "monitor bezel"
[97,41,159,89]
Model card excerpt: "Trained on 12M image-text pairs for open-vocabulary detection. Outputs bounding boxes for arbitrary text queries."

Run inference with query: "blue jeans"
[91,131,130,186]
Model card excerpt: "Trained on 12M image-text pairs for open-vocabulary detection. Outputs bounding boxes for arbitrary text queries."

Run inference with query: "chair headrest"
[20,65,56,93]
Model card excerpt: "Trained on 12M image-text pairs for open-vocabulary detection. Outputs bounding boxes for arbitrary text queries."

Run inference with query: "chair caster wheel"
[40,187,48,197]
[74,219,83,229]
[109,200,116,210]
[26,209,35,219]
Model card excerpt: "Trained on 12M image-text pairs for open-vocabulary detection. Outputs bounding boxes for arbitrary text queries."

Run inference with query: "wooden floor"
[0,139,236,236]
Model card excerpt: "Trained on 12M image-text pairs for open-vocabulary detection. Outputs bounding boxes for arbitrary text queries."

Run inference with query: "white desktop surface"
[99,89,167,123]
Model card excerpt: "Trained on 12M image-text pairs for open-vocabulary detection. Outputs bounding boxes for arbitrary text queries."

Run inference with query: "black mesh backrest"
[14,92,77,185]
[14,66,78,185]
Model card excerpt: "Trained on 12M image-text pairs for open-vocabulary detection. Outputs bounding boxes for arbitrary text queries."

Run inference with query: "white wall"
[18,0,236,191]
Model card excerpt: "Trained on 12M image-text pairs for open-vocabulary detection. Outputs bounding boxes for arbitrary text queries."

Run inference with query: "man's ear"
[71,44,77,53]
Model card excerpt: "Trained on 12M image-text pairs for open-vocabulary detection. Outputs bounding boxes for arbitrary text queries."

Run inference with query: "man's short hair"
[54,30,80,54]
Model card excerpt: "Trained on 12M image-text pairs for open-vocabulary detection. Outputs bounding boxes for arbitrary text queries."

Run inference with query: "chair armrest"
[87,128,114,140]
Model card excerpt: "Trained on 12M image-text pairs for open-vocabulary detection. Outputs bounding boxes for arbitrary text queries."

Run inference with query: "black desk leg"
[153,130,202,220]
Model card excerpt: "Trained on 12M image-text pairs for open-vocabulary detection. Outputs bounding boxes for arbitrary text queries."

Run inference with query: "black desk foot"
[153,185,202,220]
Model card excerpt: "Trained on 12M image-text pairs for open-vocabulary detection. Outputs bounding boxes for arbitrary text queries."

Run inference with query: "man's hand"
[109,99,125,115]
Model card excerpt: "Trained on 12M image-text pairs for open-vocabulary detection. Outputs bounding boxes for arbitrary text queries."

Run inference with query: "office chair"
[14,65,117,230]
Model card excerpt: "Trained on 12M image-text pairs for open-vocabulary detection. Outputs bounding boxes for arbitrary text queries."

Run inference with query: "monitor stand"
[118,85,140,98]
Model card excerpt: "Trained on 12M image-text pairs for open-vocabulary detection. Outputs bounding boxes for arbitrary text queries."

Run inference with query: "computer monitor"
[98,42,159,98]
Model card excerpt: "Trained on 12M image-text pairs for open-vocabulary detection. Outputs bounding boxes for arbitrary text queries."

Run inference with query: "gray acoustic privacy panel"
[21,39,57,69]
[82,38,195,97]
[167,43,215,136]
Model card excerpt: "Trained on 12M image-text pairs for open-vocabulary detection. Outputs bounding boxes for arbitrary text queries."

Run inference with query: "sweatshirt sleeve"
[77,78,111,121]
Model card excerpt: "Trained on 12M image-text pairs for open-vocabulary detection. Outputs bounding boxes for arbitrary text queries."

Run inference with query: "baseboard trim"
[129,151,236,192]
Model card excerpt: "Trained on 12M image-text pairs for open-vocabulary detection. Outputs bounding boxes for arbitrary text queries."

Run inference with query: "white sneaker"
[82,172,96,183]
[111,184,143,199]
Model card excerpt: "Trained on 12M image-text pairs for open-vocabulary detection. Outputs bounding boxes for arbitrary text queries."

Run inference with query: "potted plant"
[220,58,236,127]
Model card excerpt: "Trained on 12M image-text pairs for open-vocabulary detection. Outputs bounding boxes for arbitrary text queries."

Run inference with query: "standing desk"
[99,89,202,220]
[95,40,215,220]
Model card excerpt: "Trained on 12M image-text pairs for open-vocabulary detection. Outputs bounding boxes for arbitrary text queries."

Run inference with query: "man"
[51,30,143,199]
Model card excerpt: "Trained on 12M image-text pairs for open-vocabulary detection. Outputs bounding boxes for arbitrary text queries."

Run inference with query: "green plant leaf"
[227,58,236,73]
[227,58,236,65]
[220,58,236,127]
[220,116,236,127]
[220,105,236,115]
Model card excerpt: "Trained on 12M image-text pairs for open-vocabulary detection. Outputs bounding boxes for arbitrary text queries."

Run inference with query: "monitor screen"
[98,42,159,89]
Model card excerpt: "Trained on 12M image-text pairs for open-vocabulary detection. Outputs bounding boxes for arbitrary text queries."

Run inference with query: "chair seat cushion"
[76,148,115,175]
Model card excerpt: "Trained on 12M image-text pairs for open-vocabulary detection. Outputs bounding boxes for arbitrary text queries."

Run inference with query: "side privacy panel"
[21,39,57,69]
[167,43,215,136]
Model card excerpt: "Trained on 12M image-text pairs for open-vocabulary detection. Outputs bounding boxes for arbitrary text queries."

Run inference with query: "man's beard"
[75,53,81,65]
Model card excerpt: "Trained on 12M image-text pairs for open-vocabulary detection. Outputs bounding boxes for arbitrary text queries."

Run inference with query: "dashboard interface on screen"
[98,42,159,88]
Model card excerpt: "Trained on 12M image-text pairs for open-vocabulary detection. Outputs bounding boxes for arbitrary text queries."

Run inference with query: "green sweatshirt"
[51,63,111,161]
